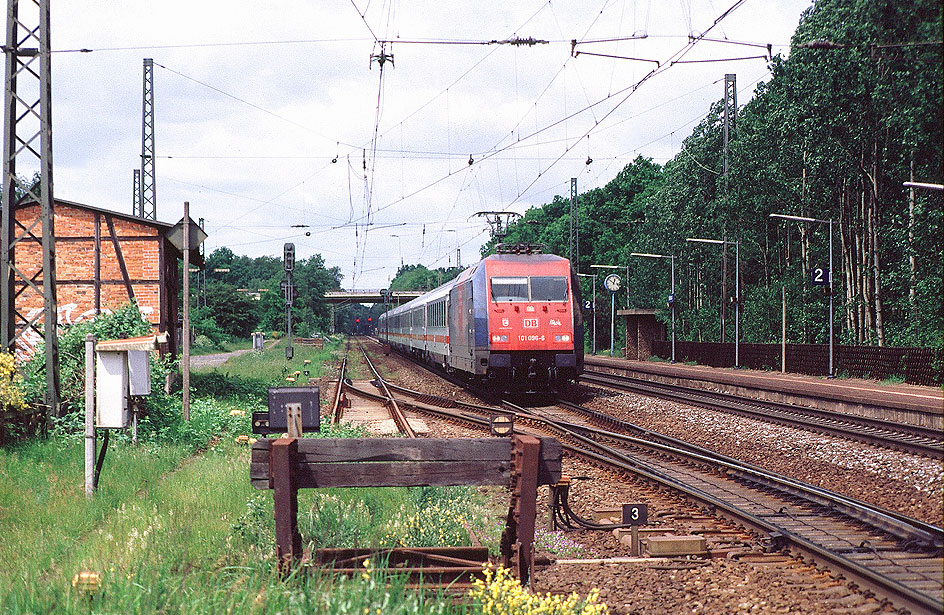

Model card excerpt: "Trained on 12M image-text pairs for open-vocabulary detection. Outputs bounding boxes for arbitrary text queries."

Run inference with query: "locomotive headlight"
[492,334,509,343]
[554,334,571,342]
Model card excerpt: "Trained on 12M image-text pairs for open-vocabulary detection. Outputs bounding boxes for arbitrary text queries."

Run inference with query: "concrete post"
[85,334,96,497]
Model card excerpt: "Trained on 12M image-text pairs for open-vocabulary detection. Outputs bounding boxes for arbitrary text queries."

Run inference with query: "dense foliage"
[489,0,941,351]
[193,246,344,345]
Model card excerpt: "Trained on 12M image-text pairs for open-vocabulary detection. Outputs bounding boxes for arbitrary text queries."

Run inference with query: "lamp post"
[686,237,740,368]
[445,229,458,267]
[591,264,624,356]
[630,252,676,363]
[770,213,835,378]
[576,273,596,355]
[390,234,403,267]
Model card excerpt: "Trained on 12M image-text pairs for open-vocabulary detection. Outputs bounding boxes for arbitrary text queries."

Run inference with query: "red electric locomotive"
[380,244,583,391]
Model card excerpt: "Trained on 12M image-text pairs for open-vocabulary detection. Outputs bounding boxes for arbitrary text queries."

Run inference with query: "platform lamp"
[686,237,740,368]
[575,273,597,355]
[770,213,835,378]
[630,253,676,363]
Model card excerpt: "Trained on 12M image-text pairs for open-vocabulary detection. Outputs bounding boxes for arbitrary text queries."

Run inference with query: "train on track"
[377,244,583,391]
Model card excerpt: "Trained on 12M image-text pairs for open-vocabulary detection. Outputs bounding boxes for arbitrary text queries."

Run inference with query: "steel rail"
[500,401,944,615]
[354,340,416,438]
[555,399,944,540]
[359,341,943,613]
[330,355,348,425]
[583,368,943,441]
[581,369,944,458]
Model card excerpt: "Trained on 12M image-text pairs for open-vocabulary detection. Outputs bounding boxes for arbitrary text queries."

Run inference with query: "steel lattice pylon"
[722,73,736,180]
[1,0,60,414]
[139,58,155,220]
[569,177,578,270]
[132,168,140,214]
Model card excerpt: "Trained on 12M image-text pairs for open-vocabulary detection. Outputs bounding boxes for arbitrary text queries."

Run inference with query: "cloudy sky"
[49,0,812,289]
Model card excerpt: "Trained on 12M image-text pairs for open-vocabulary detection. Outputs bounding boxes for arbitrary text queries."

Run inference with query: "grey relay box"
[265,386,320,433]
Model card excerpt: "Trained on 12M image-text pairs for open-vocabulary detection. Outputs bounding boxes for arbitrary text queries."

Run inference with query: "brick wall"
[13,202,172,356]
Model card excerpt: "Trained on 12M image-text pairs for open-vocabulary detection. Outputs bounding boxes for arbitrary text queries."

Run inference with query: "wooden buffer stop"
[250,435,562,584]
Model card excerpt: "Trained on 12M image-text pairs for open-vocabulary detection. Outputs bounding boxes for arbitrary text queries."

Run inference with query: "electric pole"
[132,169,141,215]
[570,178,579,270]
[140,58,156,220]
[2,0,60,415]
[722,74,736,192]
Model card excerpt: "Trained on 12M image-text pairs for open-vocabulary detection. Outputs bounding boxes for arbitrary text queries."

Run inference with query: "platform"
[584,355,943,430]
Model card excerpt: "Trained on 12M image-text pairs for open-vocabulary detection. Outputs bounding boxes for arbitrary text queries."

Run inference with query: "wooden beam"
[52,235,159,242]
[270,438,302,569]
[104,216,135,301]
[250,437,562,489]
[94,212,100,314]
[512,434,541,584]
[252,459,511,489]
[40,279,161,285]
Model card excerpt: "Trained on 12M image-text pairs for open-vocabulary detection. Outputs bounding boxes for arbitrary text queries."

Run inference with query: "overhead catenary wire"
[117,0,783,287]
[330,0,754,233]
[153,62,358,148]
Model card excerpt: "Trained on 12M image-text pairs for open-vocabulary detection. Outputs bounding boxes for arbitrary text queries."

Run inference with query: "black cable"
[93,430,109,488]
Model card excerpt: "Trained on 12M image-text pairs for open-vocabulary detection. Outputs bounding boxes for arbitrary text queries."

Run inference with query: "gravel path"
[189,348,256,369]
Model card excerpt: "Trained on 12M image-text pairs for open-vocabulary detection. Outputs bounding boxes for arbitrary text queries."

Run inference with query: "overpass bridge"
[323,289,424,305]
[324,289,425,334]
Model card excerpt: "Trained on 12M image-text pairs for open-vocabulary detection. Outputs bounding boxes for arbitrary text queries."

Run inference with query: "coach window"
[491,277,529,302]
[530,276,568,302]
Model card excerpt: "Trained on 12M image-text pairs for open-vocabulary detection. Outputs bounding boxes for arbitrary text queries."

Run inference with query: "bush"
[187,371,268,400]
[22,302,153,411]
[0,351,26,411]
[468,566,610,614]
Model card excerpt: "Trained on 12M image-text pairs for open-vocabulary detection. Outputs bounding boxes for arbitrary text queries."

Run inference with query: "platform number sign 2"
[584,300,593,310]
[811,267,829,286]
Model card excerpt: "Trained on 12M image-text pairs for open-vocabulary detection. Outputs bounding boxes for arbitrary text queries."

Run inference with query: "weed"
[534,529,597,558]
[468,565,609,614]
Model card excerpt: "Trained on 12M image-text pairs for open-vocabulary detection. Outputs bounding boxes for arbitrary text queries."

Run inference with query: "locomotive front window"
[530,276,568,302]
[491,277,529,302]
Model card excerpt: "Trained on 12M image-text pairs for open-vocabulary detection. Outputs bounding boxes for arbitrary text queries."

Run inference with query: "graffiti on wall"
[14,303,155,360]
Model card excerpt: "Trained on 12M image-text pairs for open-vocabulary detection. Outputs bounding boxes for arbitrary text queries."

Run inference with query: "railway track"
[359,341,944,614]
[330,339,416,437]
[580,367,944,458]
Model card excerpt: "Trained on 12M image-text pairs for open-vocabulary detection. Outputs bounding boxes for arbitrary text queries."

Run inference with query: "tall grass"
[0,399,500,614]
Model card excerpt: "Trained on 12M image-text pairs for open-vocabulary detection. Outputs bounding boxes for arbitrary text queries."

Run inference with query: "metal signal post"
[283,243,295,360]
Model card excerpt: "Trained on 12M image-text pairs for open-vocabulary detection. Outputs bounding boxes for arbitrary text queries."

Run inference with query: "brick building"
[12,198,200,356]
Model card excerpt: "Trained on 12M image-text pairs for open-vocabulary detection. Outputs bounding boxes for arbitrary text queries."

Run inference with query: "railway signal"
[283,243,295,272]
[283,243,295,359]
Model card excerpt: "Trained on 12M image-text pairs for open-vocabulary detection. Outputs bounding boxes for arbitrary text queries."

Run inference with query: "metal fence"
[650,341,942,387]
